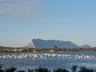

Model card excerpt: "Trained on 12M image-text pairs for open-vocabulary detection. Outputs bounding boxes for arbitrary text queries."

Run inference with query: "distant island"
[0,38,95,52]
[26,39,91,48]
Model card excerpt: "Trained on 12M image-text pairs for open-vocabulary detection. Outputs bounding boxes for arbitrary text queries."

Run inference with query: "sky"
[0,0,96,47]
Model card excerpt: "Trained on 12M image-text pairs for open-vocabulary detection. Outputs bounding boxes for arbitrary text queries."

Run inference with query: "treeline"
[0,65,95,72]
[0,47,96,52]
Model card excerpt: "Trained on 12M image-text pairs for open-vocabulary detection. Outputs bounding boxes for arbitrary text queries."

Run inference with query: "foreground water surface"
[0,51,96,71]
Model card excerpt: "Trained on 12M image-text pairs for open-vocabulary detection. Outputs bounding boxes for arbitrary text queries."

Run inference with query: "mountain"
[26,39,91,48]
[80,44,91,48]
[25,42,36,48]
[0,45,5,49]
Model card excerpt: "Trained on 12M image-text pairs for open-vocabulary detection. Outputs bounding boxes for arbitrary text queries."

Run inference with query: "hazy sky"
[0,0,96,47]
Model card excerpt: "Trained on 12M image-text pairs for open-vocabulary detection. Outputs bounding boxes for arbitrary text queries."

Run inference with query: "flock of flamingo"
[0,53,95,59]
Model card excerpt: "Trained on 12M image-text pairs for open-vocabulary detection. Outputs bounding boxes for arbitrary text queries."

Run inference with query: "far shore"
[0,47,96,53]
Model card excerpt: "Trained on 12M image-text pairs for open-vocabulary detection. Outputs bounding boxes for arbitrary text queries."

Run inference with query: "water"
[0,51,96,71]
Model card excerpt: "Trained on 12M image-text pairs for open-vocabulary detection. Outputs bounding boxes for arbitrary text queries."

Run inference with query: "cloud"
[0,0,45,17]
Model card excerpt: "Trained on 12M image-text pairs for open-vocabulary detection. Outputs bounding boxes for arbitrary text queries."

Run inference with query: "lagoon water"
[0,52,96,71]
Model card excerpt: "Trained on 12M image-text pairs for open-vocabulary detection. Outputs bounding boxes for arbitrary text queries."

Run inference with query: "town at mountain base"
[26,39,91,48]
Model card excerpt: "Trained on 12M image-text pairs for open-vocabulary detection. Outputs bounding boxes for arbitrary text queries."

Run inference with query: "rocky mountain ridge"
[26,39,91,48]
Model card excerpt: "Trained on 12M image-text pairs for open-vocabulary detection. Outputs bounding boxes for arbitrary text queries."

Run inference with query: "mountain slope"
[25,42,36,48]
[26,39,91,48]
[32,39,79,48]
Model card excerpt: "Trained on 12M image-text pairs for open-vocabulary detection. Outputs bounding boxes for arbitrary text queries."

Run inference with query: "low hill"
[80,44,91,48]
[0,45,5,49]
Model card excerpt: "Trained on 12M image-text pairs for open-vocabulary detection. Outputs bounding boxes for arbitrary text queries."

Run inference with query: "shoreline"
[0,47,96,53]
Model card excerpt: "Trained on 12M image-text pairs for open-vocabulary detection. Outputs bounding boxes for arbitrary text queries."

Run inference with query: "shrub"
[53,68,69,72]
[5,67,17,72]
[29,67,50,72]
[71,65,77,72]
[79,67,93,72]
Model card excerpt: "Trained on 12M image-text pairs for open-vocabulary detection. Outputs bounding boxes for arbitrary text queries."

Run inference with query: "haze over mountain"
[26,41,36,48]
[26,39,91,48]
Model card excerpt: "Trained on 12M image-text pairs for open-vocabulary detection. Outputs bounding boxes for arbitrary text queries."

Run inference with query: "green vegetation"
[0,65,94,72]
[0,47,96,52]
